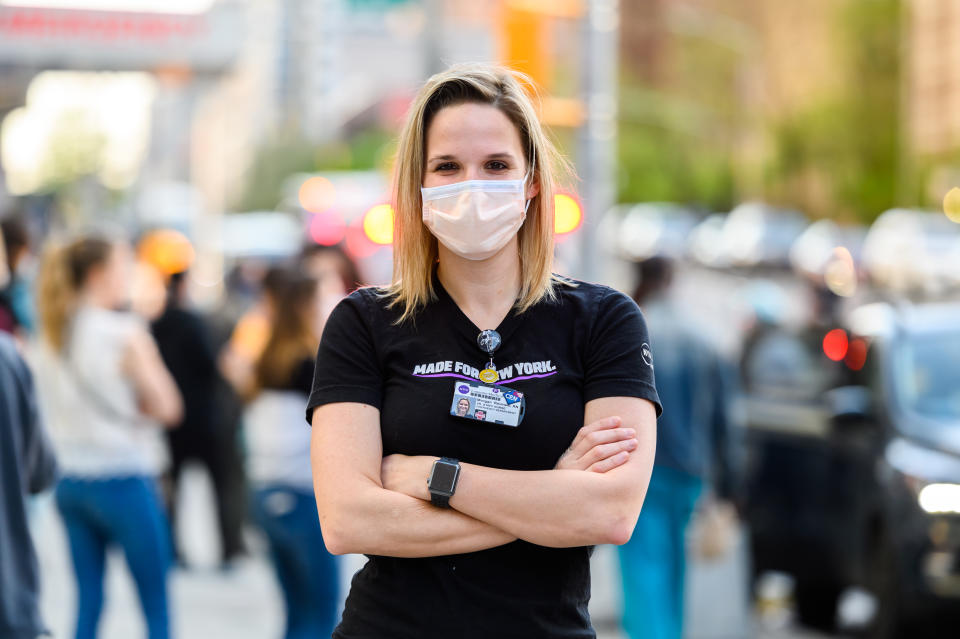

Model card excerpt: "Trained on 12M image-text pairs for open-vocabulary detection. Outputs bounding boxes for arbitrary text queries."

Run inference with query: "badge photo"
[449,380,525,427]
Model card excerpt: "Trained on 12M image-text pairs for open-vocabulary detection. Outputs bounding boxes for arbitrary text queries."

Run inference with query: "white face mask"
[421,176,531,261]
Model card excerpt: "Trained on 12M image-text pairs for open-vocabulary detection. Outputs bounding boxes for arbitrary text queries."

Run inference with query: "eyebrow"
[426,152,517,163]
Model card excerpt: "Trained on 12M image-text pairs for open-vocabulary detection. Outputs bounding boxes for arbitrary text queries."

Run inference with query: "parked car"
[741,302,960,637]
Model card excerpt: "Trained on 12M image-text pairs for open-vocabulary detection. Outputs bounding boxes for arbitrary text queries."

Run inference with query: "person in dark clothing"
[152,270,247,567]
[0,331,58,639]
[308,64,659,639]
[1,215,37,336]
[617,256,741,639]
[0,225,14,334]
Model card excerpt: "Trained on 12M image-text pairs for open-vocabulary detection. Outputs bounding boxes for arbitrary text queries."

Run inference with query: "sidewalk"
[33,465,831,639]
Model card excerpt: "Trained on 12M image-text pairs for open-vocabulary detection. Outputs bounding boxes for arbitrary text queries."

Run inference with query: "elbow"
[565,509,635,547]
[321,526,352,556]
[598,483,646,546]
[162,390,185,427]
[603,514,637,546]
[316,503,362,556]
[158,401,184,428]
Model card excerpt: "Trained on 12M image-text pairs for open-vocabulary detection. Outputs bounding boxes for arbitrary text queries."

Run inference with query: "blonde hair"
[387,63,572,322]
[37,236,114,353]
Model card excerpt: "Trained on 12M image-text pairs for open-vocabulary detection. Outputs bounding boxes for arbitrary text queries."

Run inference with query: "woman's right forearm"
[320,483,515,557]
[311,401,515,557]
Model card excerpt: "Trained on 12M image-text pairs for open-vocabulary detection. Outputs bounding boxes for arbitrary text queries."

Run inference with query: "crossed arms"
[310,396,656,558]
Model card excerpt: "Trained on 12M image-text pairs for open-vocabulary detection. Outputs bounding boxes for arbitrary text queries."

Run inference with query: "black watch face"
[430,462,458,493]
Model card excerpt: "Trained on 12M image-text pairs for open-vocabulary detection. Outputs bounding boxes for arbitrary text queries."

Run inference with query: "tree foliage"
[235,127,394,212]
[766,0,902,223]
[617,0,906,223]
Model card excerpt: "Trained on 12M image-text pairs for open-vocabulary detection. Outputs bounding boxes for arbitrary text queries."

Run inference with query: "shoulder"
[332,286,403,326]
[0,332,21,374]
[549,277,638,315]
[0,333,33,393]
[79,305,143,331]
[347,285,385,307]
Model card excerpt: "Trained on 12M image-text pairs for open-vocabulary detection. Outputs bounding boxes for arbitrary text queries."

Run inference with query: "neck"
[436,239,521,330]
[81,285,114,310]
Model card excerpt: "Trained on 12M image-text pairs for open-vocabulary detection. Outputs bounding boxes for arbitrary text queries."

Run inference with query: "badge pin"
[477,330,501,356]
[479,368,499,384]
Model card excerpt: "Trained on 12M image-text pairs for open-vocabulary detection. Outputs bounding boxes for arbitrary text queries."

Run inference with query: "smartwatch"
[427,457,461,508]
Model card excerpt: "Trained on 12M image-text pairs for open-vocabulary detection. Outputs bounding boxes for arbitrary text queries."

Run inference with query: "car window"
[894,331,960,420]
[742,328,824,401]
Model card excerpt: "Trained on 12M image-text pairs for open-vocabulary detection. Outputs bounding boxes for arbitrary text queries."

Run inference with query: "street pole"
[422,0,445,77]
[577,0,618,282]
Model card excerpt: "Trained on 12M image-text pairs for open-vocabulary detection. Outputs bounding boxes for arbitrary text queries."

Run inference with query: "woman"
[245,271,345,639]
[34,236,182,639]
[308,64,661,638]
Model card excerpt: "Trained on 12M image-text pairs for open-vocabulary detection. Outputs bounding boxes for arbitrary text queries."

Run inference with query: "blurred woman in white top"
[34,235,182,639]
[245,255,355,639]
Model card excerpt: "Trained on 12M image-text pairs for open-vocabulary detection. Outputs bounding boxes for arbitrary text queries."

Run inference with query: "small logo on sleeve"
[641,343,654,368]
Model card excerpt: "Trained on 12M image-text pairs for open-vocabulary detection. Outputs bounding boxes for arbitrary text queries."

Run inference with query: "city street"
[33,465,834,639]
[3,1,959,638]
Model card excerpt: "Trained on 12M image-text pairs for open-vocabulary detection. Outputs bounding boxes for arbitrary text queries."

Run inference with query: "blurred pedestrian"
[34,235,183,639]
[296,242,362,299]
[0,224,13,335]
[220,265,293,397]
[0,215,35,336]
[617,256,741,639]
[140,230,247,569]
[244,272,344,639]
[0,330,57,639]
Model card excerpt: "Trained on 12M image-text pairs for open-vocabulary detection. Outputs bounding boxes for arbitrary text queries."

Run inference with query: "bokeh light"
[943,187,960,224]
[309,211,346,246]
[137,228,195,277]
[919,483,960,514]
[362,203,395,245]
[346,218,381,259]
[824,246,857,297]
[845,338,868,371]
[554,193,582,235]
[823,328,849,361]
[298,176,337,213]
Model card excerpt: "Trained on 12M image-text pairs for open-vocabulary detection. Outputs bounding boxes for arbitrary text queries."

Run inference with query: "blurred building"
[905,0,959,156]
[193,0,495,210]
[0,0,498,219]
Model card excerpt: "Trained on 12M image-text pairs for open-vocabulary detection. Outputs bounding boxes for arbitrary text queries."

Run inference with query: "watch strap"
[430,491,451,508]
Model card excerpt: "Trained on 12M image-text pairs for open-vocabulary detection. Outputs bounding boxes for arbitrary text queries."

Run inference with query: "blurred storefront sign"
[217,212,302,259]
[0,3,242,72]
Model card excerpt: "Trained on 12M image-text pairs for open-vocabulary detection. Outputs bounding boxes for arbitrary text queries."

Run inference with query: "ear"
[525,171,540,201]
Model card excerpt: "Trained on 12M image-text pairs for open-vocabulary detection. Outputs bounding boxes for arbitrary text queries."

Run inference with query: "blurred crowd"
[2,192,959,639]
[1,211,364,639]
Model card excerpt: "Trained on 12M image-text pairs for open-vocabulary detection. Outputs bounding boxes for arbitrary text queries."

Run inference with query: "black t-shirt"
[306,275,661,639]
[151,307,220,443]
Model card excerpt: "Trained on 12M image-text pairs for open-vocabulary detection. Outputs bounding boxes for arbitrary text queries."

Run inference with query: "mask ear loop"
[522,155,536,214]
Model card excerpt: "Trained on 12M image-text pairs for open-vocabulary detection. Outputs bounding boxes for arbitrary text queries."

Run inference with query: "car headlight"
[918,483,960,515]
[886,438,960,514]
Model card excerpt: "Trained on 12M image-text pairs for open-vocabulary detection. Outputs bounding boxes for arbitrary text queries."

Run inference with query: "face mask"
[421,176,531,261]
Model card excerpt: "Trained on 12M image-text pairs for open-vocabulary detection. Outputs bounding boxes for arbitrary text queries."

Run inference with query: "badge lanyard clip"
[477,329,501,384]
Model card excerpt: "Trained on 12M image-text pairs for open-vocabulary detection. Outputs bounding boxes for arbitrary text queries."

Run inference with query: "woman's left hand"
[381,454,435,501]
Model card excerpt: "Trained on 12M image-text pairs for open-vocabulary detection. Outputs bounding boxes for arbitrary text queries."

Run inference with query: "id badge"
[449,381,525,427]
